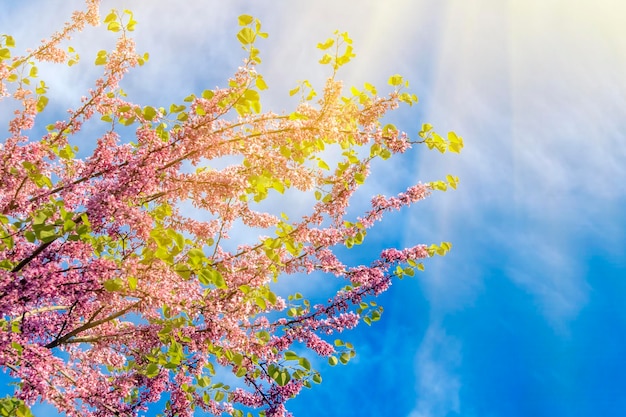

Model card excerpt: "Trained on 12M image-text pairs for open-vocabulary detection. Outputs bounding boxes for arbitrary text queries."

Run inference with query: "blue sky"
[2,1,626,416]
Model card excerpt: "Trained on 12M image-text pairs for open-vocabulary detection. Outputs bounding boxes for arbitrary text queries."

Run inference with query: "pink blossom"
[0,6,446,416]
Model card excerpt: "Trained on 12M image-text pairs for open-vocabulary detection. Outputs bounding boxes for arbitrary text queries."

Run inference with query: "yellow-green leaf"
[317,39,335,50]
[447,131,464,153]
[237,27,256,45]
[128,276,138,290]
[388,74,403,86]
[126,19,137,31]
[238,14,254,26]
[142,106,157,121]
[319,54,332,65]
[103,11,117,23]
[317,160,330,170]
[5,35,16,47]
[36,96,49,113]
[95,50,107,66]
[107,21,122,32]
[256,75,268,90]
[103,278,124,292]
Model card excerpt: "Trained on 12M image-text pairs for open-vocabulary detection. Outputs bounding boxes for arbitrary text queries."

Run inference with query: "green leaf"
[174,265,191,280]
[328,356,338,366]
[271,369,290,386]
[31,209,47,226]
[371,310,381,321]
[299,357,311,370]
[121,116,136,126]
[59,144,76,159]
[143,106,157,121]
[257,330,270,343]
[266,290,277,304]
[0,396,16,415]
[197,269,212,285]
[34,225,56,242]
[212,270,226,288]
[197,376,211,387]
[214,390,225,402]
[169,104,186,113]
[62,219,76,232]
[255,297,267,310]
[145,363,159,378]
[103,278,125,292]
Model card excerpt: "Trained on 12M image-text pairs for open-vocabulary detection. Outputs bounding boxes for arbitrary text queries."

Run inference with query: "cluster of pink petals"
[0,3,439,416]
[380,245,429,264]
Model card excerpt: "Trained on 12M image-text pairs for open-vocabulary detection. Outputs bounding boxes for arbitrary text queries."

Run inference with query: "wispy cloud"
[405,0,626,323]
[409,322,461,417]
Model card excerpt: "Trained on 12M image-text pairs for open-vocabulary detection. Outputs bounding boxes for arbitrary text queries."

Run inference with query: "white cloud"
[409,322,461,417]
[505,235,590,328]
[405,0,626,323]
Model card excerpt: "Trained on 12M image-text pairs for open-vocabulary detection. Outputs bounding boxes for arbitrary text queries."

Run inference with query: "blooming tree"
[0,2,462,416]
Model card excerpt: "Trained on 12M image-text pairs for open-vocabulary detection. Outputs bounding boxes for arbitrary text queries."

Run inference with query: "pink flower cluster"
[0,4,442,416]
[380,245,429,264]
[370,183,430,213]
